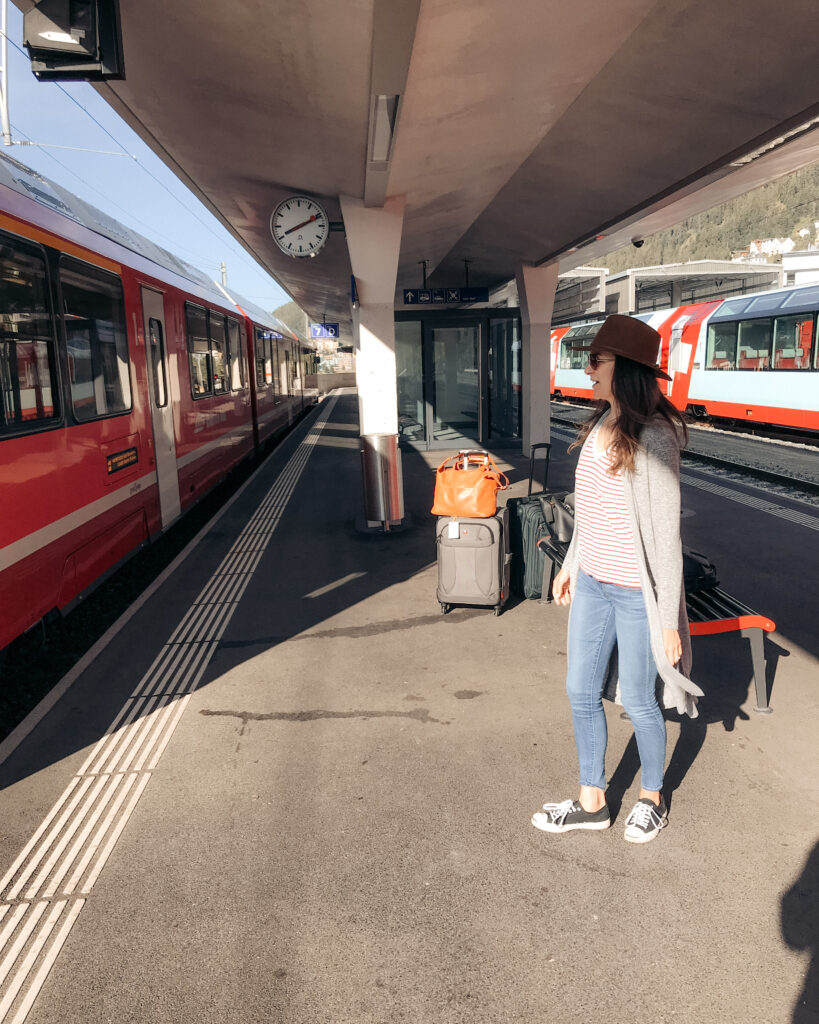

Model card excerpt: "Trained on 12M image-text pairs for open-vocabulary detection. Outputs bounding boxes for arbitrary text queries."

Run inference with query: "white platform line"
[89,698,151,777]
[0,901,68,1023]
[5,779,95,902]
[80,773,152,894]
[117,696,172,774]
[6,900,85,1024]
[132,696,187,772]
[140,642,204,698]
[136,640,207,700]
[177,642,219,695]
[0,396,339,1023]
[144,696,192,769]
[23,775,109,900]
[0,902,47,990]
[62,774,139,896]
[43,775,126,899]
[167,603,211,646]
[0,908,27,959]
[0,779,82,897]
[75,698,139,776]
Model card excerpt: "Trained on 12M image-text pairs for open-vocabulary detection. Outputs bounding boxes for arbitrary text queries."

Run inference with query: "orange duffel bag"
[431,451,509,518]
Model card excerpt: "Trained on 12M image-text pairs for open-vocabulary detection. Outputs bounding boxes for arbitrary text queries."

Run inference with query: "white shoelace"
[542,799,577,825]
[626,801,663,830]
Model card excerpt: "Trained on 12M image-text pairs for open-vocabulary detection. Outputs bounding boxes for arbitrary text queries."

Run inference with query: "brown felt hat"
[572,314,671,380]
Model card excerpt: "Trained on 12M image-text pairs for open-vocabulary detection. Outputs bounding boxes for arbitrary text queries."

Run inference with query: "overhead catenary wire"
[1,27,286,299]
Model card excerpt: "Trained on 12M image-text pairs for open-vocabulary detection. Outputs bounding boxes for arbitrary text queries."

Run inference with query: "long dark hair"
[569,356,688,474]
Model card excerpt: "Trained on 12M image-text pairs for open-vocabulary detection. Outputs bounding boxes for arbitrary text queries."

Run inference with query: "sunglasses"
[587,353,615,369]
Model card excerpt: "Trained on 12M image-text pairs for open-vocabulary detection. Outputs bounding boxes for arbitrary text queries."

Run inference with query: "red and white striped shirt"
[575,429,641,588]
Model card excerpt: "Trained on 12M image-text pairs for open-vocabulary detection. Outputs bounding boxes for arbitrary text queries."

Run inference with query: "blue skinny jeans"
[565,569,666,793]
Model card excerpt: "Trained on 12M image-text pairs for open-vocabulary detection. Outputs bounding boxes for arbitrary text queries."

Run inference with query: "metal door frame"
[395,308,521,450]
[141,286,182,529]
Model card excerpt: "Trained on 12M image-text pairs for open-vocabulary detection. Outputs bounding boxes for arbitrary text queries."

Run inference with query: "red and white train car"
[552,286,819,432]
[0,155,315,654]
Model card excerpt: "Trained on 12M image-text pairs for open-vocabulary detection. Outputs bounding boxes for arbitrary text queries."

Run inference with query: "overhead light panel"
[369,94,399,164]
[24,0,124,81]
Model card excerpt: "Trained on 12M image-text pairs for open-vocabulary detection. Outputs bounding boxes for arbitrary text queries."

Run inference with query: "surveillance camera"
[631,237,645,248]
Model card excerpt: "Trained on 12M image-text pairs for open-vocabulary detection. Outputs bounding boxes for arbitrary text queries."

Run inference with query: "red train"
[0,155,317,655]
[550,290,819,432]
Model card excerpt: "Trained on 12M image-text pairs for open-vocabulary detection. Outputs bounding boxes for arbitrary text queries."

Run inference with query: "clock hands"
[283,214,321,237]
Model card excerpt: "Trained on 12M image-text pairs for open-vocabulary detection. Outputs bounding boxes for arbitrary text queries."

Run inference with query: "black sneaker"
[623,797,668,843]
[531,799,610,833]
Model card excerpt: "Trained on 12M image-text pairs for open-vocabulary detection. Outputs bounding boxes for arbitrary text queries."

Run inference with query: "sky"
[1,3,291,313]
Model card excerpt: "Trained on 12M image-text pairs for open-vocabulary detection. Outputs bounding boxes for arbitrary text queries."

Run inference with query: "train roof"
[708,283,819,322]
[215,284,308,345]
[0,151,250,312]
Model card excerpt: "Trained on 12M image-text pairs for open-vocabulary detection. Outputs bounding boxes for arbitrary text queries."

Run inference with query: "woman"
[531,314,702,844]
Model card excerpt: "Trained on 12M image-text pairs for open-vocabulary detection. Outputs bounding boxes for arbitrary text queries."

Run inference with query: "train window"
[208,311,229,394]
[264,338,274,386]
[59,259,130,421]
[743,293,786,315]
[705,322,737,370]
[148,317,167,407]
[560,323,600,369]
[0,237,59,434]
[226,318,244,390]
[773,314,815,370]
[781,284,819,311]
[737,319,772,370]
[274,337,282,397]
[254,328,267,388]
[186,303,211,397]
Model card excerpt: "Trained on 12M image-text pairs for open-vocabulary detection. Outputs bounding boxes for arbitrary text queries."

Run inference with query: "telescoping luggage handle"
[527,442,552,496]
[457,449,490,469]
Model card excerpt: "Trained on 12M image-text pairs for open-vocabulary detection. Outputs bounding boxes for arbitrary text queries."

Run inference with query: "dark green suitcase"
[507,443,551,599]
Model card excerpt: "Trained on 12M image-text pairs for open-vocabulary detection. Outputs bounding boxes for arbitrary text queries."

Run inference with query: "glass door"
[395,320,424,443]
[431,324,480,445]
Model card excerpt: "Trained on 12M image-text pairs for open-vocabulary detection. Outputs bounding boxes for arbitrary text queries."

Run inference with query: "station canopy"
[24,0,819,337]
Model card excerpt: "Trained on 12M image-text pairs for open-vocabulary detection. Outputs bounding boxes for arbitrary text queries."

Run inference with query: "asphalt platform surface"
[0,392,816,1024]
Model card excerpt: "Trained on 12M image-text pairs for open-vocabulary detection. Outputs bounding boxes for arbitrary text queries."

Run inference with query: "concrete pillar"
[515,262,559,457]
[339,194,405,435]
[340,194,406,526]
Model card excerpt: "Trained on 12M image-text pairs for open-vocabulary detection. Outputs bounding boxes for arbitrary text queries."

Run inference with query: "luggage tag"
[447,520,460,539]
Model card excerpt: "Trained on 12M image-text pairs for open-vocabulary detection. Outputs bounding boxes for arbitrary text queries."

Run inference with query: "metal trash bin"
[360,433,404,529]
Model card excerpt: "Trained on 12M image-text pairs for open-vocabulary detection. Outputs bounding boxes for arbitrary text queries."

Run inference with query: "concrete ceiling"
[16,0,819,334]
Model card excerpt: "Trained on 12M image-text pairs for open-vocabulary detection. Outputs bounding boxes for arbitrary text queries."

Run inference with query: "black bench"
[536,537,776,713]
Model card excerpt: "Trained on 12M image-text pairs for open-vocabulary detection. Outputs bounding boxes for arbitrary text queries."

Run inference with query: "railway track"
[550,404,819,498]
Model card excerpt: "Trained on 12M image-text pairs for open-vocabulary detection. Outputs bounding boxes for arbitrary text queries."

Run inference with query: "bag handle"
[434,453,510,492]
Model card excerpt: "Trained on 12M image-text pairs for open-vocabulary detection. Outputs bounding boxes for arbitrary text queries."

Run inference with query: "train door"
[665,315,691,395]
[141,287,181,528]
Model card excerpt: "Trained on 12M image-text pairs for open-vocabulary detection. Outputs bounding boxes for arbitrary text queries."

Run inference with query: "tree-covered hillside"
[272,299,309,337]
[604,163,819,273]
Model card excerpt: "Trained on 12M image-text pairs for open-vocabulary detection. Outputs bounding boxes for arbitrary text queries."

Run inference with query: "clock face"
[270,196,329,258]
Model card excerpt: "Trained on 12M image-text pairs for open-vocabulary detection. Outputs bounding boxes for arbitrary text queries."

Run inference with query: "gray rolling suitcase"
[436,506,511,616]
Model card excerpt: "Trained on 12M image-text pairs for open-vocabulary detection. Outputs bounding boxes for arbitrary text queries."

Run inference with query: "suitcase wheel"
[439,602,451,614]
[493,605,502,616]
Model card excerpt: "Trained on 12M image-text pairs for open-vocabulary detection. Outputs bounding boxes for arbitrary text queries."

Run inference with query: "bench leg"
[741,627,772,713]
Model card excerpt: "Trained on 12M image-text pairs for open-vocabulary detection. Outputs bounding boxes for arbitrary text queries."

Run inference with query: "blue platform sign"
[404,287,489,305]
[310,323,339,339]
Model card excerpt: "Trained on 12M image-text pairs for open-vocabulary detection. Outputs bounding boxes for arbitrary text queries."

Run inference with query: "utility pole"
[1,0,12,147]
[220,261,227,287]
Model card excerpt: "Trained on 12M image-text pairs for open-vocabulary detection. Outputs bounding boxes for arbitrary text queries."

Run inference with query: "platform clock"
[270,196,329,258]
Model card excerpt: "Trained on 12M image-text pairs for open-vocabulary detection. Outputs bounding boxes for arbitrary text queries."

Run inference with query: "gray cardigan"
[563,414,703,718]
